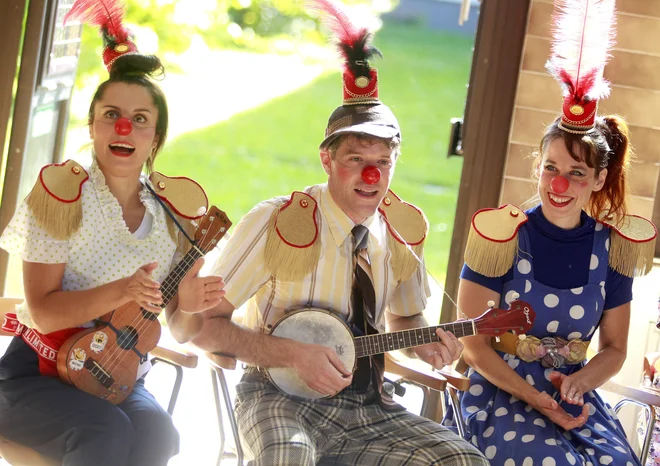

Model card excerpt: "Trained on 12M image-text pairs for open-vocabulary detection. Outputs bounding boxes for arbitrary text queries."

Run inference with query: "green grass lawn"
[155,21,474,282]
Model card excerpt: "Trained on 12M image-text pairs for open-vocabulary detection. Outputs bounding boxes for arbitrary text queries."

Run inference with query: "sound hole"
[116,326,139,350]
[141,309,159,321]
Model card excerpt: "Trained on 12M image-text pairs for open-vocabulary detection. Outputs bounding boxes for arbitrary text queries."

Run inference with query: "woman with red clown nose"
[445,1,657,465]
[0,1,225,465]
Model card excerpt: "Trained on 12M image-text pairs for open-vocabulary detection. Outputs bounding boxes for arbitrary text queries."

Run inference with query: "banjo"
[267,299,535,399]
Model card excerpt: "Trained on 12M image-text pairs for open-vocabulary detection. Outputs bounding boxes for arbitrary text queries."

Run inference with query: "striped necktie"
[351,225,402,411]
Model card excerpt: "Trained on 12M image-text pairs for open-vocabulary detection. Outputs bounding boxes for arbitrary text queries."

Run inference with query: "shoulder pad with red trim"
[273,191,319,248]
[599,213,657,244]
[599,213,657,277]
[149,172,209,220]
[378,190,427,246]
[464,204,527,277]
[471,204,528,243]
[38,159,88,203]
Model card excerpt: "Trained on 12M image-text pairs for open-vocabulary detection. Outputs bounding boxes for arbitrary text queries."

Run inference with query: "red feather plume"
[64,0,130,43]
[307,0,381,76]
[546,0,616,101]
[308,0,362,47]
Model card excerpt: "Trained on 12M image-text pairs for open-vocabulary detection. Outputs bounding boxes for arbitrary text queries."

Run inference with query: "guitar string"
[100,179,208,373]
[99,230,206,377]
[350,227,470,358]
[100,223,219,377]
[354,320,473,357]
[98,250,199,377]
[97,220,223,383]
[100,224,219,381]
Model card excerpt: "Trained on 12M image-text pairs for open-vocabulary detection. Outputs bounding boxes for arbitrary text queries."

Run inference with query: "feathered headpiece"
[546,0,617,134]
[64,0,138,72]
[309,0,382,105]
[309,0,400,149]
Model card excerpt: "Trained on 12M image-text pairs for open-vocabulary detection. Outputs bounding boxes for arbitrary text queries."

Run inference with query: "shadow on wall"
[384,0,479,36]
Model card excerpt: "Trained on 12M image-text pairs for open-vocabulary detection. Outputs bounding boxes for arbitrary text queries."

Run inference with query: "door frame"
[441,0,531,323]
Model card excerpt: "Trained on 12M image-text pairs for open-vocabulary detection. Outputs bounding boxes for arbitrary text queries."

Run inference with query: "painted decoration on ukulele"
[69,348,86,371]
[90,331,108,353]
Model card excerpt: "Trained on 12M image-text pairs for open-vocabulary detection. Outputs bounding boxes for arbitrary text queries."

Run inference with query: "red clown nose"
[550,176,569,194]
[361,166,381,185]
[115,117,133,136]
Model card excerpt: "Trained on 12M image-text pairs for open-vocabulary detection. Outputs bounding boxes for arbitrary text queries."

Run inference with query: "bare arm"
[550,302,629,404]
[458,280,539,402]
[167,298,353,396]
[459,278,588,430]
[386,311,463,369]
[23,261,155,334]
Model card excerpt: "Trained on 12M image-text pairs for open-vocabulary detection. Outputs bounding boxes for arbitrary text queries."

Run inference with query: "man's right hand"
[531,391,589,430]
[291,343,353,397]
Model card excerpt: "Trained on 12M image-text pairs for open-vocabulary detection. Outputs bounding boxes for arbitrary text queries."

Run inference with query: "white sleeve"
[0,199,69,264]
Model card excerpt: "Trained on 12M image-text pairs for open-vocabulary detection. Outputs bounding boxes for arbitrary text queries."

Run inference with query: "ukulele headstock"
[473,300,535,337]
[194,206,232,253]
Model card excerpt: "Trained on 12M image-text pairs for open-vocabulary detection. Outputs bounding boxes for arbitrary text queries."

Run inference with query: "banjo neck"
[354,321,476,358]
[266,302,534,400]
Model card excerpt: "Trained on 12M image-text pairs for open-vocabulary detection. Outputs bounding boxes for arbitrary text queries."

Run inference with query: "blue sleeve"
[603,267,633,311]
[460,263,509,295]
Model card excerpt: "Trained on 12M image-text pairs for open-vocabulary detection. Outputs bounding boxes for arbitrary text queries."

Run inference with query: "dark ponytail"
[588,115,631,222]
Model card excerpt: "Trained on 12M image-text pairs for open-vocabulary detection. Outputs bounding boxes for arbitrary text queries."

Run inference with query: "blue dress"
[448,206,640,466]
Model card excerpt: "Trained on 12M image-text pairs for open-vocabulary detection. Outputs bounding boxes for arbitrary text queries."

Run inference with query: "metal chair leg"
[216,367,244,465]
[446,387,467,439]
[151,358,184,416]
[614,398,654,465]
[210,367,226,466]
[210,366,243,466]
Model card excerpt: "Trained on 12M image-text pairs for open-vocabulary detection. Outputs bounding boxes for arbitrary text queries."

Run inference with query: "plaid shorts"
[235,370,488,466]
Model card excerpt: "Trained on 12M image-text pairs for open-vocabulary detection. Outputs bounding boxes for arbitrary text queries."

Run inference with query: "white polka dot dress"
[0,160,179,328]
[447,224,640,466]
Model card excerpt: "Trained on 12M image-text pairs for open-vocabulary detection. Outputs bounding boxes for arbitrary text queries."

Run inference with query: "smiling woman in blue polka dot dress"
[443,1,659,464]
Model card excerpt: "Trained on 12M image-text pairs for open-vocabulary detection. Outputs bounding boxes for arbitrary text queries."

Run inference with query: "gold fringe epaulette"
[25,160,88,240]
[378,190,428,282]
[464,205,528,278]
[599,213,657,277]
[264,191,321,281]
[149,172,208,220]
[149,172,209,256]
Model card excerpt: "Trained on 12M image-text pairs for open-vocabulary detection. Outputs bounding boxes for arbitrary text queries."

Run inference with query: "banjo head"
[267,308,356,400]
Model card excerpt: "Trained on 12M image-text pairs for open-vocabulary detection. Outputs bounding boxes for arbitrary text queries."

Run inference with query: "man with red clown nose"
[166,0,487,464]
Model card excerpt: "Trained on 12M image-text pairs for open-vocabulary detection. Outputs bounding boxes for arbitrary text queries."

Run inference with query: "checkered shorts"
[235,370,488,466]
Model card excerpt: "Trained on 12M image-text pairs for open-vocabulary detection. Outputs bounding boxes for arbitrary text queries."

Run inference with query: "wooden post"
[441,0,531,323]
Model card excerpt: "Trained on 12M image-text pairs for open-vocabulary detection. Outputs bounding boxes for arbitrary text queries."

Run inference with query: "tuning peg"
[495,336,500,343]
[487,300,495,308]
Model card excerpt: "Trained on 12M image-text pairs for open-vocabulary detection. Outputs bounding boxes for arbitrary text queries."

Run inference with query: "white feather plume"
[548,0,616,99]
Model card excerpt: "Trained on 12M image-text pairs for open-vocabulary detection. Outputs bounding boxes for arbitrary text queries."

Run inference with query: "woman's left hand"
[548,371,587,406]
[177,257,226,314]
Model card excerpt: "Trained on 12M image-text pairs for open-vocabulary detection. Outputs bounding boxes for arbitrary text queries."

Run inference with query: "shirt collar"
[319,184,386,250]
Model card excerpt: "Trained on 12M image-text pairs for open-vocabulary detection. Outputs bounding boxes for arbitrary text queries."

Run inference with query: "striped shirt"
[211,184,430,333]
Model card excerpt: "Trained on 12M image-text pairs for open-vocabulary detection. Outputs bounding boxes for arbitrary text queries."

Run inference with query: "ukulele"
[57,206,231,404]
[267,300,535,399]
